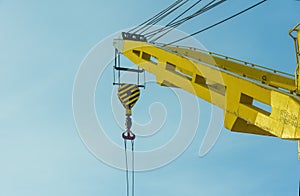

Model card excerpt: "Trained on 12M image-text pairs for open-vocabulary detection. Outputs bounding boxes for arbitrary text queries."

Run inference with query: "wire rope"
[164,0,267,46]
[124,140,129,196]
[128,0,185,33]
[149,0,225,42]
[144,0,222,38]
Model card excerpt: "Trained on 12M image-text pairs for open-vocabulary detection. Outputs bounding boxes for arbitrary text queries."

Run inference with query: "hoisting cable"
[133,0,189,34]
[123,139,135,196]
[143,0,223,38]
[124,140,129,196]
[131,140,135,196]
[128,0,185,33]
[164,0,268,46]
[137,0,189,35]
[148,0,226,42]
[146,0,205,40]
[145,0,225,40]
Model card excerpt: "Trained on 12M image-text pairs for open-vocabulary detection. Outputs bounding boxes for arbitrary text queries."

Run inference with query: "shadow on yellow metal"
[114,23,300,159]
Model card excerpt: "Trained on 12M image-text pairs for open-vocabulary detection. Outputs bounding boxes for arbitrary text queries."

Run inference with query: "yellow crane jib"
[118,84,140,140]
[114,23,300,159]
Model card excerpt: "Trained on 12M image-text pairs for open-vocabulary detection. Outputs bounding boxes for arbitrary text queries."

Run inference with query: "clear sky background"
[1,0,300,195]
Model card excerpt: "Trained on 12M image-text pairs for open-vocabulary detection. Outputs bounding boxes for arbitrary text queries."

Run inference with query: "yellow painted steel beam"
[160,44,296,92]
[113,31,300,158]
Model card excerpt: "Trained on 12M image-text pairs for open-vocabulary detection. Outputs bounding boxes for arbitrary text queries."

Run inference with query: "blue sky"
[1,0,300,195]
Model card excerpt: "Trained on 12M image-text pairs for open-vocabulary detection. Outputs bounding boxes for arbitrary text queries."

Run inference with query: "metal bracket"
[122,32,147,42]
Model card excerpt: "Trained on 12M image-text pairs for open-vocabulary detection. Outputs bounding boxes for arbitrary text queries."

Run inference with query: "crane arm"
[113,26,300,159]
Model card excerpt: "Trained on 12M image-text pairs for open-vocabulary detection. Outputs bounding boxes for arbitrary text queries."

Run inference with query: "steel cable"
[128,0,184,33]
[144,0,222,38]
[149,0,225,42]
[164,0,268,46]
[137,0,189,35]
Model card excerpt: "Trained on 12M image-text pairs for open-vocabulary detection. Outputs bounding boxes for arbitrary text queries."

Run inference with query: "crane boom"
[113,23,300,159]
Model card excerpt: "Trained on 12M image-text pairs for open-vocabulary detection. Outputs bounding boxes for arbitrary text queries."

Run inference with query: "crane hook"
[117,83,140,140]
